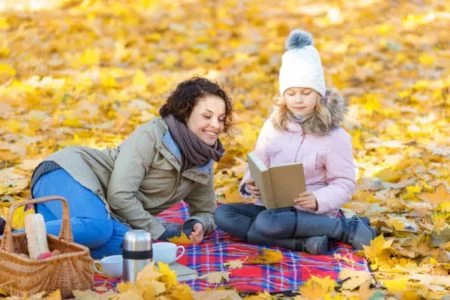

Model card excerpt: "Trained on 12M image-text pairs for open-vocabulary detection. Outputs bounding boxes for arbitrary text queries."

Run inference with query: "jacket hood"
[301,89,347,135]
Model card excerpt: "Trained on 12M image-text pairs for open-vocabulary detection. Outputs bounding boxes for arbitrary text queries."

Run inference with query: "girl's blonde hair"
[272,92,332,131]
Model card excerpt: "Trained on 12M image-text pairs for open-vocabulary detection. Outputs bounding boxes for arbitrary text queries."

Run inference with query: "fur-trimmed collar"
[299,89,347,135]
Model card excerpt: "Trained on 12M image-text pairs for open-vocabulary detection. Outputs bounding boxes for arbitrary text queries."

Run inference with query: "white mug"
[152,242,185,264]
[93,254,123,278]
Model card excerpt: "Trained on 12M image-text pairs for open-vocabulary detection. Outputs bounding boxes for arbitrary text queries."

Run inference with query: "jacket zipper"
[295,134,306,162]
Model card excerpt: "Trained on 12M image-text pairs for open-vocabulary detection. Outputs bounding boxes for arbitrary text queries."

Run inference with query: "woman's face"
[283,87,319,117]
[186,94,226,145]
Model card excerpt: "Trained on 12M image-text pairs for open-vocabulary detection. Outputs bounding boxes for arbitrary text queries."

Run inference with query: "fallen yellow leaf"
[363,234,394,270]
[246,249,283,264]
[157,261,177,288]
[383,277,408,295]
[167,283,195,300]
[132,70,148,91]
[79,48,100,67]
[0,17,9,30]
[45,289,62,300]
[168,232,192,245]
[297,275,336,300]
[116,282,136,294]
[0,63,15,76]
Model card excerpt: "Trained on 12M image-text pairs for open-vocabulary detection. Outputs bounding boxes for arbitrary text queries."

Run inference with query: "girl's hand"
[246,179,261,197]
[189,223,204,244]
[293,191,318,211]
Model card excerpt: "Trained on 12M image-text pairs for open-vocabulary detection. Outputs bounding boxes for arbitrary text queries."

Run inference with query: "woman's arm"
[107,126,166,239]
[183,174,217,238]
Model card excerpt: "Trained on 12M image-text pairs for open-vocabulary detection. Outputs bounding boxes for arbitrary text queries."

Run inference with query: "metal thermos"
[122,230,152,282]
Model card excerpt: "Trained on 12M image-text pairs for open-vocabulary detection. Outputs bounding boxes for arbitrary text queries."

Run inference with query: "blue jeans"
[214,204,300,241]
[32,168,130,259]
[214,203,266,241]
[215,204,312,251]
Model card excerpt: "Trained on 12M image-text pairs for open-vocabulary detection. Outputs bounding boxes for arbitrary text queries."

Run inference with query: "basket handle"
[0,196,73,253]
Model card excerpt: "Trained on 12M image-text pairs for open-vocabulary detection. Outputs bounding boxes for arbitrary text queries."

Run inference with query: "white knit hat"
[279,29,326,97]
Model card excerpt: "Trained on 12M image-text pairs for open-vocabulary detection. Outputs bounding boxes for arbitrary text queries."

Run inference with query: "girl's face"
[186,94,226,145]
[283,87,319,117]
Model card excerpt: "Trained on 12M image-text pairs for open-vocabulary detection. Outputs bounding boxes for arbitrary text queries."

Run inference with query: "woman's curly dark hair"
[159,77,233,132]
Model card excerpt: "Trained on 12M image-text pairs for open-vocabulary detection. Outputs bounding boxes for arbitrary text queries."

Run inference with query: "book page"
[247,152,275,208]
[269,164,306,208]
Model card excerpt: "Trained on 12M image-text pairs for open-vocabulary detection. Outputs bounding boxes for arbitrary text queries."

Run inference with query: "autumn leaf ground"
[0,0,449,299]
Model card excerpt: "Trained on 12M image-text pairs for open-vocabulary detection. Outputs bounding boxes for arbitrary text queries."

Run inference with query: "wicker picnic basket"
[0,196,94,298]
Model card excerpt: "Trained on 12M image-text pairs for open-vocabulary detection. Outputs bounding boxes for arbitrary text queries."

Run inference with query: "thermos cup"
[122,230,152,282]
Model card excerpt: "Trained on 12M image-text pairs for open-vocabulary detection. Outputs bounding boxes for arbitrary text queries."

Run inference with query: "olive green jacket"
[34,118,217,239]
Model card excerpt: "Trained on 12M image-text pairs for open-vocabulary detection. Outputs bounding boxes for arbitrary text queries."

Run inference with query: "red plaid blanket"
[95,201,369,293]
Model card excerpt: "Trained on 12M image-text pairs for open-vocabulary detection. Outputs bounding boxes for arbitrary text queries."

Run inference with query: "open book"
[247,152,306,209]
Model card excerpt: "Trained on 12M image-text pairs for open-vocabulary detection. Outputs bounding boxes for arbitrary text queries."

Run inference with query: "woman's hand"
[246,179,261,198]
[182,220,204,244]
[293,191,318,211]
[189,223,204,244]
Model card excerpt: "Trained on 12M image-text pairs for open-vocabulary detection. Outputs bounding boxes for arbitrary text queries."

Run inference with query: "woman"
[27,77,232,259]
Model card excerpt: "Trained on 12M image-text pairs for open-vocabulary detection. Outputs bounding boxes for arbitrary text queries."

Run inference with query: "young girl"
[21,77,232,259]
[215,30,376,255]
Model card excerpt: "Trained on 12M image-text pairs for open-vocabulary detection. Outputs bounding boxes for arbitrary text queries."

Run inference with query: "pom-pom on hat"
[279,29,326,96]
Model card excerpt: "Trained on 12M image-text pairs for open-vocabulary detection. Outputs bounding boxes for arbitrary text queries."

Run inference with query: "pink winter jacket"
[240,90,356,217]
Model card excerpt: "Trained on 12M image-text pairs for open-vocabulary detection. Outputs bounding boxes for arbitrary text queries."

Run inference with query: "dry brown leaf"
[116,282,137,294]
[338,268,372,291]
[409,274,450,287]
[18,159,42,171]
[194,290,242,300]
[73,289,117,299]
[224,258,246,270]
[242,291,272,299]
[112,288,143,300]
[358,280,375,299]
[92,284,110,293]
[418,185,450,205]
[199,271,230,284]
[333,253,358,267]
